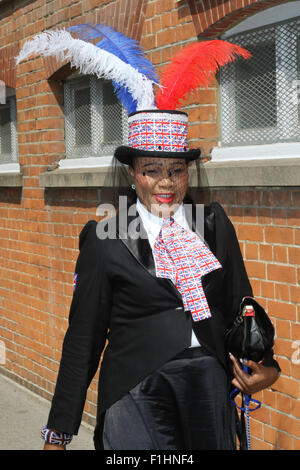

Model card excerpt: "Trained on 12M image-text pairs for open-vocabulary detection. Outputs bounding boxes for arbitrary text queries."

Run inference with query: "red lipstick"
[154,193,175,204]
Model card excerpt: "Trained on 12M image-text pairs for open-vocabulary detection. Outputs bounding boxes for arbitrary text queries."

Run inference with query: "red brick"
[288,247,300,265]
[161,11,172,29]
[141,34,156,50]
[157,28,176,47]
[273,246,287,263]
[188,105,216,122]
[275,319,291,340]
[272,208,288,226]
[294,438,300,450]
[268,300,297,321]
[155,0,174,15]
[260,244,273,261]
[264,424,277,446]
[291,286,300,304]
[237,224,264,242]
[267,265,296,285]
[251,418,264,439]
[263,389,276,408]
[245,242,259,260]
[252,436,273,450]
[271,410,300,437]
[188,123,218,139]
[253,404,270,425]
[265,227,294,245]
[286,209,300,227]
[245,260,266,279]
[291,399,300,420]
[184,88,216,105]
[272,374,299,400]
[243,207,257,224]
[260,280,273,299]
[275,283,290,302]
[276,431,294,450]
[175,22,195,42]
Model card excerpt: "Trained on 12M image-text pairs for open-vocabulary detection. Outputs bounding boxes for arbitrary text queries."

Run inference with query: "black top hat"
[114,109,200,165]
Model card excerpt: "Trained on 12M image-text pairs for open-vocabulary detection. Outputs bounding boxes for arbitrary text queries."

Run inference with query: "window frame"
[63,73,128,163]
[220,16,300,148]
[0,89,18,165]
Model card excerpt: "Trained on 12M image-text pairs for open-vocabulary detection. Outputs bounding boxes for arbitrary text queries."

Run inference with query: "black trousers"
[102,347,236,450]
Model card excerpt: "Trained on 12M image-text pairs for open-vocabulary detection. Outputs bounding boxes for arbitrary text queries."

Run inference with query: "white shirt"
[136,198,201,348]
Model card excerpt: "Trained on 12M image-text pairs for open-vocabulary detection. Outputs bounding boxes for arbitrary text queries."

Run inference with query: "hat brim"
[114,146,201,165]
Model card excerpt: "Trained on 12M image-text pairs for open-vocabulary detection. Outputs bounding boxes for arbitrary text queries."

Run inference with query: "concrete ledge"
[39,158,300,188]
[39,166,118,188]
[0,172,22,187]
[192,157,300,187]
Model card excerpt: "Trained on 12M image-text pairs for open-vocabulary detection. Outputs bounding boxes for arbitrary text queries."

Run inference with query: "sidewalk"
[0,372,94,450]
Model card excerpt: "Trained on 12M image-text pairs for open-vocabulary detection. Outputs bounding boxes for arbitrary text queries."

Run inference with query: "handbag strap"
[230,363,262,450]
[240,394,248,450]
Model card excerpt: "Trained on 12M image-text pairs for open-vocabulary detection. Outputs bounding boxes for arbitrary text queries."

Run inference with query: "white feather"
[16,30,156,111]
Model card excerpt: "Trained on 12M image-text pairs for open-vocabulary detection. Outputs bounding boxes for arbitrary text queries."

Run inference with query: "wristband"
[41,426,73,445]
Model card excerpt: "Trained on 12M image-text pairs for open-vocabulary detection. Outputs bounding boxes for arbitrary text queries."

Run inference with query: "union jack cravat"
[153,217,222,322]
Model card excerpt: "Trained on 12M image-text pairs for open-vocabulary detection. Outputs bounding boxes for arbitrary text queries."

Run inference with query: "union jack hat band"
[114,109,200,165]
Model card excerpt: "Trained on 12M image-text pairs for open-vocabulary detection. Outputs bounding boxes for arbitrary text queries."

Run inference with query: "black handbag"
[225,296,275,450]
[225,296,275,363]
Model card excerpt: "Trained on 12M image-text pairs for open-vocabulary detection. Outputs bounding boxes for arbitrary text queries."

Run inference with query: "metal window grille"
[220,17,300,146]
[0,95,17,164]
[64,75,128,158]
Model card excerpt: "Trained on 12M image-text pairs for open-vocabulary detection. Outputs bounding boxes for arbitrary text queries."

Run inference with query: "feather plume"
[69,23,159,114]
[15,29,156,112]
[69,23,158,81]
[155,40,251,110]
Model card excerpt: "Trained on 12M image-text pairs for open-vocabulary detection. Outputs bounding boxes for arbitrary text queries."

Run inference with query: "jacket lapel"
[117,208,156,277]
[117,202,183,301]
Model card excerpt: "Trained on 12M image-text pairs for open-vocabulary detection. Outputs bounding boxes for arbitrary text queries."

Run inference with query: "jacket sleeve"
[212,202,280,372]
[212,201,253,327]
[47,220,112,435]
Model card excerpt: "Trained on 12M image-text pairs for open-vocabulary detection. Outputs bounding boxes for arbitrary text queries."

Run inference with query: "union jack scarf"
[153,217,222,321]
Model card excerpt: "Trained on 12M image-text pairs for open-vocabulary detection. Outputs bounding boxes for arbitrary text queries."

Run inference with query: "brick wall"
[200,187,300,450]
[0,0,299,450]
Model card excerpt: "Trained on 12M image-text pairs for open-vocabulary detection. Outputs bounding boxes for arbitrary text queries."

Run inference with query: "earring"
[131,184,136,190]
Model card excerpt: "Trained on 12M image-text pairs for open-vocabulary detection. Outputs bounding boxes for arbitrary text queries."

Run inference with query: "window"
[220,16,300,147]
[64,75,128,159]
[0,88,18,164]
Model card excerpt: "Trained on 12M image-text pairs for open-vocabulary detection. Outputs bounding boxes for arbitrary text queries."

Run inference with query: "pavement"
[0,372,95,450]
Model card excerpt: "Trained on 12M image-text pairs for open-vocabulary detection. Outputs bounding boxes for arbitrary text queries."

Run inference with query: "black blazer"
[47,199,278,449]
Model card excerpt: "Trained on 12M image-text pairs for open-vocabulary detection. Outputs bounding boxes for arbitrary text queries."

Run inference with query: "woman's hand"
[230,353,280,395]
[43,442,66,450]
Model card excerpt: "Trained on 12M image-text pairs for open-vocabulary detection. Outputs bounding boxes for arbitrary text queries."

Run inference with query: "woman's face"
[128,157,190,217]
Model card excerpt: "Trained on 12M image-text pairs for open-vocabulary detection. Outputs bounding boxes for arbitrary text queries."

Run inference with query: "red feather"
[155,40,251,110]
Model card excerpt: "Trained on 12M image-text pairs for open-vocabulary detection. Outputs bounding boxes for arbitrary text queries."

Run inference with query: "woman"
[43,110,280,450]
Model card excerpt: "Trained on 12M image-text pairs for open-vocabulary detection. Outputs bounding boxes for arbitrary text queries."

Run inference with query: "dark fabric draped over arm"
[47,221,112,435]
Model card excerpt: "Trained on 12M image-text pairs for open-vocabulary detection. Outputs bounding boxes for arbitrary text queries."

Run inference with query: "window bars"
[64,76,128,158]
[220,17,300,146]
[0,95,17,164]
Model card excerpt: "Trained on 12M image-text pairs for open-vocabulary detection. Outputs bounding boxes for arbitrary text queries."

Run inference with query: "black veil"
[98,156,136,218]
[98,152,209,220]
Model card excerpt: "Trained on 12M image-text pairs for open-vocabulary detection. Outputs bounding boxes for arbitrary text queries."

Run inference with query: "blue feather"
[68,23,158,113]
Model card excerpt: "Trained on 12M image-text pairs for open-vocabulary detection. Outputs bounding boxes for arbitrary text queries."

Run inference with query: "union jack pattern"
[41,426,73,445]
[153,218,222,322]
[128,117,189,152]
[73,273,78,292]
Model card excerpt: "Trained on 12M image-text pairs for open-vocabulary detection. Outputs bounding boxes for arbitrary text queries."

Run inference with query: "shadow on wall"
[0,187,22,205]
